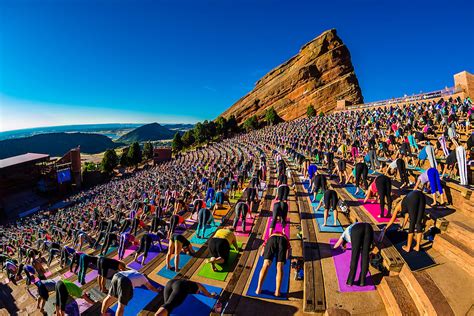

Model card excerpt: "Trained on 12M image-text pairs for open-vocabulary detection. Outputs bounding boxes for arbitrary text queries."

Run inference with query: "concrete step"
[378,275,420,316]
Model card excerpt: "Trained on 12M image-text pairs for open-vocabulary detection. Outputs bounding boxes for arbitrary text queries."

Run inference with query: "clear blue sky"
[1,0,473,131]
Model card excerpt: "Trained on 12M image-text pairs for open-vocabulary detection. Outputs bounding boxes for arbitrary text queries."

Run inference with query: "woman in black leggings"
[383,190,426,252]
[232,202,249,232]
[354,161,369,194]
[363,175,392,218]
[333,222,375,286]
[310,173,327,202]
[133,231,154,265]
[269,201,288,235]
[155,279,217,316]
[315,189,340,226]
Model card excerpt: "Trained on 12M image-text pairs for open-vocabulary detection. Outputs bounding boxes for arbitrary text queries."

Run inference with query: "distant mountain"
[117,122,176,143]
[0,133,122,159]
[162,123,195,131]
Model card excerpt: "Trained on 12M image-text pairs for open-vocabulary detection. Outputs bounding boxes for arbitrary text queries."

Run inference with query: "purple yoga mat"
[127,246,162,270]
[74,269,98,287]
[264,217,290,240]
[358,200,398,223]
[329,239,375,292]
[234,216,254,236]
[63,271,75,278]
[113,245,138,260]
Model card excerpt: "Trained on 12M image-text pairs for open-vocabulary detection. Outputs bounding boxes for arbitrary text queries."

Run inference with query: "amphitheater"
[0,70,473,316]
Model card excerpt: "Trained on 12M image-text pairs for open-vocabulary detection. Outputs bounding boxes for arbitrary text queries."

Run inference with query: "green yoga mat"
[197,242,242,281]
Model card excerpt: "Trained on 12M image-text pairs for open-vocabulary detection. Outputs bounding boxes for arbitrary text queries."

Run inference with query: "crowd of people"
[0,95,472,313]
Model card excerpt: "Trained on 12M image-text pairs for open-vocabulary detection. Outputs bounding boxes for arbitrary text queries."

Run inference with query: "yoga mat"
[234,216,254,237]
[74,269,98,287]
[65,298,94,315]
[127,246,162,270]
[105,246,118,256]
[189,225,219,245]
[64,271,75,278]
[214,206,230,219]
[110,287,157,316]
[156,247,198,279]
[313,207,344,233]
[329,239,376,292]
[345,184,366,199]
[170,284,222,316]
[264,217,290,240]
[385,229,437,271]
[44,271,52,278]
[246,255,290,300]
[113,245,138,260]
[197,242,242,281]
[358,200,396,224]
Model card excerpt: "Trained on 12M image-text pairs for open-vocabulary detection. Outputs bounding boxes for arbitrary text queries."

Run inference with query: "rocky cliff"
[221,29,363,124]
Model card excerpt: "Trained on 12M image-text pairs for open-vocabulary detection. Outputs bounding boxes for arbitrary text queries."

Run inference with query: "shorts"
[109,273,133,305]
[208,238,230,262]
[263,235,287,263]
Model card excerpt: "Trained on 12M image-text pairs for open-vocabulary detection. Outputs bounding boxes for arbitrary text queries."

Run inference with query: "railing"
[348,86,464,110]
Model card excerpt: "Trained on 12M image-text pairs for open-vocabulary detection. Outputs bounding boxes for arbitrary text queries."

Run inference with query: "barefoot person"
[101,269,161,316]
[315,188,341,226]
[165,234,195,272]
[333,222,377,286]
[255,232,291,297]
[363,174,392,218]
[381,190,427,252]
[207,227,239,272]
[155,279,217,316]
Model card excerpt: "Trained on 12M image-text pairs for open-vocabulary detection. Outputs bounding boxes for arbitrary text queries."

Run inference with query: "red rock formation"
[221,29,363,124]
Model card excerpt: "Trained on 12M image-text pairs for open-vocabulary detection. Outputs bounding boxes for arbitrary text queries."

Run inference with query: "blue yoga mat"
[246,255,290,300]
[170,284,222,316]
[110,287,157,315]
[345,184,366,199]
[313,207,344,233]
[157,247,198,279]
[189,225,218,245]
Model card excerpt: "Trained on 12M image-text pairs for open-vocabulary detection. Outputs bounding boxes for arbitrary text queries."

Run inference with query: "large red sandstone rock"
[221,29,363,124]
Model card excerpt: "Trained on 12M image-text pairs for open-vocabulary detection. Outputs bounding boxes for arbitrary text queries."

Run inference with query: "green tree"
[101,149,119,174]
[216,116,228,136]
[127,142,142,166]
[306,104,316,118]
[193,122,207,143]
[143,142,154,160]
[319,111,325,117]
[227,115,239,134]
[243,115,259,132]
[119,147,129,166]
[172,132,184,152]
[265,107,280,125]
[182,130,195,147]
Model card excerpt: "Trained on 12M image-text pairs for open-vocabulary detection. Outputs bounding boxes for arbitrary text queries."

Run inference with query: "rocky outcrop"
[221,29,363,124]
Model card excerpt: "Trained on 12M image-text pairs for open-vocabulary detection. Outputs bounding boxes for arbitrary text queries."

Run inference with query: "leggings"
[101,233,117,255]
[197,208,212,237]
[396,159,409,186]
[119,220,131,235]
[271,201,288,229]
[438,135,449,157]
[47,247,61,265]
[162,279,196,313]
[456,146,468,186]
[375,175,392,217]
[137,234,153,258]
[427,168,443,194]
[151,217,167,234]
[277,185,290,201]
[323,190,338,210]
[405,191,426,233]
[131,218,140,236]
[311,175,327,194]
[78,254,96,284]
[347,223,373,285]
[118,233,131,260]
[94,231,107,249]
[355,163,369,190]
[233,202,249,231]
[368,150,380,169]
[169,215,181,235]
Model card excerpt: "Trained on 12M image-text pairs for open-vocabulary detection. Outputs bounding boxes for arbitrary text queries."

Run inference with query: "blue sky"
[1,0,473,131]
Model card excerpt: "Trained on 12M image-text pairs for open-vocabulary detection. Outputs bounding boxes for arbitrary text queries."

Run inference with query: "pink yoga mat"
[234,216,254,236]
[63,271,75,278]
[357,200,397,223]
[76,298,93,313]
[74,270,98,287]
[113,245,138,260]
[329,239,375,292]
[44,271,52,278]
[264,217,290,240]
